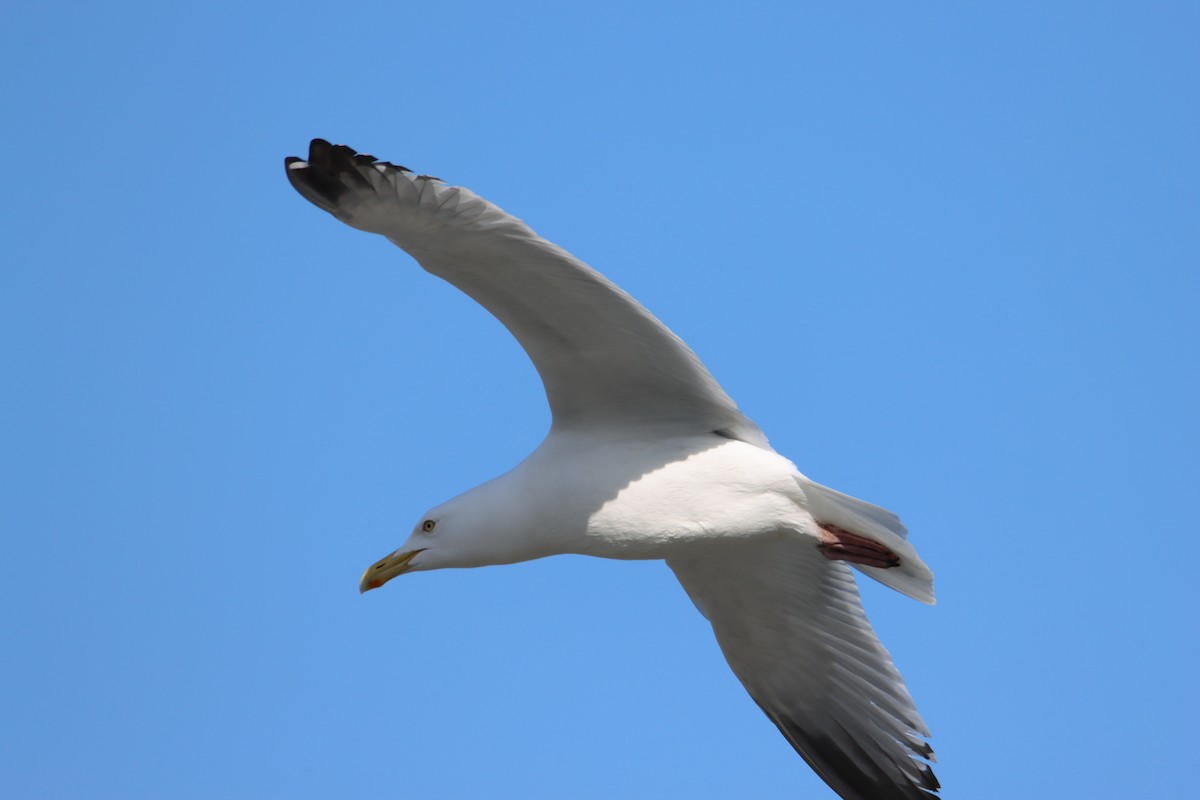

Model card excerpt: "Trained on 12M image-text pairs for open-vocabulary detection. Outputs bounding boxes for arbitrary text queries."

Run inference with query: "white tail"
[797,477,936,605]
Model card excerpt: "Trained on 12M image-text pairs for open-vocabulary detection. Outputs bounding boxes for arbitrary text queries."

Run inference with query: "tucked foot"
[817,524,901,568]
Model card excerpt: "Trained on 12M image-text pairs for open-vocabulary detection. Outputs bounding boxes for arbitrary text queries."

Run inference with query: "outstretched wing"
[285,140,766,445]
[668,540,939,800]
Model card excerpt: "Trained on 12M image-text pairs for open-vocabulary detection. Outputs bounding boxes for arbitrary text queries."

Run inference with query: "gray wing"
[668,540,939,800]
[285,140,766,445]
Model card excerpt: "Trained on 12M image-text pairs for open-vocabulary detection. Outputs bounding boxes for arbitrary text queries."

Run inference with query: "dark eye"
[421,519,436,533]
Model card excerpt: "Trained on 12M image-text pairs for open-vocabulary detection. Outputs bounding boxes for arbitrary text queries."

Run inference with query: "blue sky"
[2,2,1196,798]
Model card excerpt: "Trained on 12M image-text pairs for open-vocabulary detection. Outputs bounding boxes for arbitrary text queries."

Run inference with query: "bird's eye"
[421,519,436,533]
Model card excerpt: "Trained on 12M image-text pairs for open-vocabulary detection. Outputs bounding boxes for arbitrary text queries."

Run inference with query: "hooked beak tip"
[358,548,425,594]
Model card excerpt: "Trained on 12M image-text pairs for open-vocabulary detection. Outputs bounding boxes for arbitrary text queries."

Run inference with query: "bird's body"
[429,429,809,565]
[285,140,940,799]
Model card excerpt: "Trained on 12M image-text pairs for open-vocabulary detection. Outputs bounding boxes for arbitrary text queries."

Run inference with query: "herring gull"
[285,139,939,799]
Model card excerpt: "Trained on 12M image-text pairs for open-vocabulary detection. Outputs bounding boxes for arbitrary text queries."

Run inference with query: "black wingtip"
[771,714,940,800]
[286,139,422,216]
[308,138,335,165]
[283,140,346,214]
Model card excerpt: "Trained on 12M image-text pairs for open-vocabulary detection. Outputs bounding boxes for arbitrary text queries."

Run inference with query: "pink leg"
[817,523,901,569]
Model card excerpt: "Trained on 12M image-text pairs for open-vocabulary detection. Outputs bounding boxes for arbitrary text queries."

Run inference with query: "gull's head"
[358,482,544,593]
[359,513,446,593]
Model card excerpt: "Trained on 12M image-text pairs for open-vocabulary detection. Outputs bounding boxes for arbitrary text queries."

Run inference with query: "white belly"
[534,431,814,560]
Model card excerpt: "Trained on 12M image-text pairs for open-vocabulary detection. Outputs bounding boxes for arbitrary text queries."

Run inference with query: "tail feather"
[797,477,936,605]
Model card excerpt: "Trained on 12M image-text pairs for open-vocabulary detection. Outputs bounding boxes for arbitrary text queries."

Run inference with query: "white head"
[358,478,559,593]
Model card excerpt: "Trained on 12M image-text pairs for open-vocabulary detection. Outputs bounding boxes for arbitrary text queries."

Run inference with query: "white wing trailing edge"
[669,541,939,800]
[285,139,767,446]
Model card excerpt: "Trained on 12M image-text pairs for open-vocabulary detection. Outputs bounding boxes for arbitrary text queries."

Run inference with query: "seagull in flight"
[285,139,939,800]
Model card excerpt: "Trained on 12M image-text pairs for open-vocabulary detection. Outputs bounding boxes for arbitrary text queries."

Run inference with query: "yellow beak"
[359,548,425,593]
